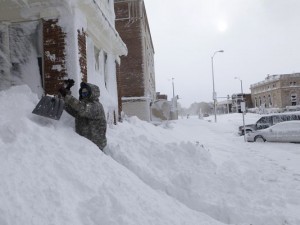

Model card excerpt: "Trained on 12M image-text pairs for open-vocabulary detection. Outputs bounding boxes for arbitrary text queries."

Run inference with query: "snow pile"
[0,85,223,225]
[1,85,300,225]
[106,116,300,225]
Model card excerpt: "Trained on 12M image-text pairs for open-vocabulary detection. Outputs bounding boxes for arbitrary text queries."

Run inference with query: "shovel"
[32,79,74,120]
[32,95,65,120]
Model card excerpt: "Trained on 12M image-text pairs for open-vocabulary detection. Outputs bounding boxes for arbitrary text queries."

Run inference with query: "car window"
[256,116,272,129]
[257,116,272,124]
[273,116,285,124]
[272,114,300,124]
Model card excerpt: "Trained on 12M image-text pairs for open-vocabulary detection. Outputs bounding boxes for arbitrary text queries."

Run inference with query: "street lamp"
[234,77,244,96]
[234,77,246,142]
[211,50,224,122]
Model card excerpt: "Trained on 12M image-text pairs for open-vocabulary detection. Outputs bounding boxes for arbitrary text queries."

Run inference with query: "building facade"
[250,73,300,109]
[115,0,156,121]
[0,0,127,124]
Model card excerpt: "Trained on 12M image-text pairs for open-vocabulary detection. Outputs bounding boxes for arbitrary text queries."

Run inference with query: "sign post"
[241,101,247,142]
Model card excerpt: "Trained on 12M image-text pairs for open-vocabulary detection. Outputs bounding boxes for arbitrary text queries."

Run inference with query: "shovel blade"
[32,96,64,120]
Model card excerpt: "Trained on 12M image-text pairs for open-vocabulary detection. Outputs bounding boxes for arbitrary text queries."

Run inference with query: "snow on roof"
[0,0,127,56]
[250,73,300,88]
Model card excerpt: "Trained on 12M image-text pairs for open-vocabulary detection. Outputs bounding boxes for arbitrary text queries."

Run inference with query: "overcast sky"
[144,0,300,108]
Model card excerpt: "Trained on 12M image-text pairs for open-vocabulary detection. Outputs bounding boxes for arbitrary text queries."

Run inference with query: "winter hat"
[79,82,92,99]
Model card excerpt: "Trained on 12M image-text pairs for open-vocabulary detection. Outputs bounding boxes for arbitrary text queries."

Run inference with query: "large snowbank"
[1,85,300,225]
[0,85,223,225]
[106,115,300,225]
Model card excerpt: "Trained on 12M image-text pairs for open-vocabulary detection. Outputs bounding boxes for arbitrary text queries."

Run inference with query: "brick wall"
[115,24,144,96]
[78,29,87,83]
[43,19,67,95]
[115,1,144,117]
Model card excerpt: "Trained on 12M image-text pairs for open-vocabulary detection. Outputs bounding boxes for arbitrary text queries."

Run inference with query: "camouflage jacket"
[64,83,107,150]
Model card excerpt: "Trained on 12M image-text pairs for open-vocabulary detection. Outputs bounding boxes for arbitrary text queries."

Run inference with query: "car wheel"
[254,135,265,142]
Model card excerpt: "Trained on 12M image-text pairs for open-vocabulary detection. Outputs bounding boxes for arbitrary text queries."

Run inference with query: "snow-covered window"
[8,21,43,96]
[104,51,108,88]
[94,47,100,71]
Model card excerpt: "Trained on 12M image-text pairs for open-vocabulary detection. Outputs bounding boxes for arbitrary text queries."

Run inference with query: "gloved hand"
[64,79,75,90]
[58,87,68,97]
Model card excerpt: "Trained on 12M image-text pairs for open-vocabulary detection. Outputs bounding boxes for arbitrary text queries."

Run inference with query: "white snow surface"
[1,85,300,225]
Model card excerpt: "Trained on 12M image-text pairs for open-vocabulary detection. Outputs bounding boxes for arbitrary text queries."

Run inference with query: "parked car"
[246,121,300,143]
[238,113,300,135]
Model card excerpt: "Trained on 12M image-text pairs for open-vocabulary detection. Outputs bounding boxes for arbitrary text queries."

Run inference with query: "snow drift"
[0,85,223,225]
[1,85,300,225]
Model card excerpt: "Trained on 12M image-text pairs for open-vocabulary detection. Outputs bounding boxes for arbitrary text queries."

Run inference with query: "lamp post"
[234,77,244,96]
[211,50,224,122]
[172,78,175,100]
[170,78,177,120]
[235,77,246,142]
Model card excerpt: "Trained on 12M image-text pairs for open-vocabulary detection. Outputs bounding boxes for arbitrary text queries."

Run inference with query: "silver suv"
[238,113,300,135]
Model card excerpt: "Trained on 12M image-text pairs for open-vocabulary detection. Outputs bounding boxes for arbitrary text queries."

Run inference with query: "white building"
[0,0,127,124]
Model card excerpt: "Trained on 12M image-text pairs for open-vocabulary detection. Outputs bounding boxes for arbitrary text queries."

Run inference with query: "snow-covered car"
[238,113,300,135]
[246,121,300,143]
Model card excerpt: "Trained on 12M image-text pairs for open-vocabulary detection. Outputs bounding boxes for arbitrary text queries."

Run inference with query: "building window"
[268,95,272,107]
[291,94,297,106]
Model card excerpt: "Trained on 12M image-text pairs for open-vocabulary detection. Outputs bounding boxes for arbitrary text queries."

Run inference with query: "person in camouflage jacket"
[60,82,107,150]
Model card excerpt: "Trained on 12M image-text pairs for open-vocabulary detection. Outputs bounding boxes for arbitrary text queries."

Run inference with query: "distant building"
[217,99,232,114]
[231,93,253,113]
[250,73,300,109]
[115,0,156,122]
[156,92,168,100]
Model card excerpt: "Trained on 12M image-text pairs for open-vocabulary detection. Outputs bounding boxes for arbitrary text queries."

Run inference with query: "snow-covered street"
[1,86,300,225]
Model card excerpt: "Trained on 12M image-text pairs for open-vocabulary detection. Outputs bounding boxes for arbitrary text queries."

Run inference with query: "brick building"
[0,0,127,124]
[114,0,156,121]
[250,73,300,109]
